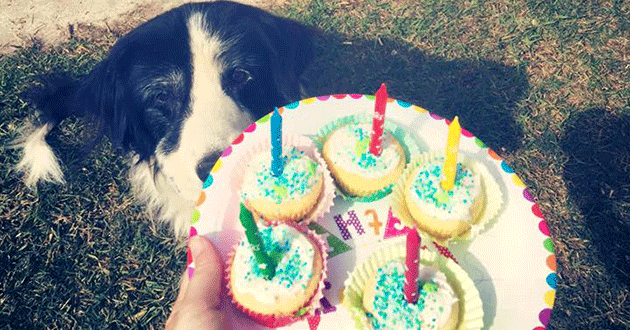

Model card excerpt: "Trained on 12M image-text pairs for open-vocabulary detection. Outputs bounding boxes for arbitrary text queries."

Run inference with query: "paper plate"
[188,95,556,329]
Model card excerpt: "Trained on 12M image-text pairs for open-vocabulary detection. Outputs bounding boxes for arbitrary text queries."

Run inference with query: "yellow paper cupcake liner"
[391,150,504,245]
[313,113,423,202]
[342,244,484,330]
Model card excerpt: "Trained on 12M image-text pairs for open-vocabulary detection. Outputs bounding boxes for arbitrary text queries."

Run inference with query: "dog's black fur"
[17,1,315,236]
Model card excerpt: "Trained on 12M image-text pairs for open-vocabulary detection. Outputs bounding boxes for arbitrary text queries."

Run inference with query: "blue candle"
[271,107,283,176]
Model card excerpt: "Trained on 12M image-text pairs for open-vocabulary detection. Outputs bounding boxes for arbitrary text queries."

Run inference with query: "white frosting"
[326,123,402,178]
[231,224,316,304]
[240,147,322,204]
[367,260,458,330]
[408,158,481,221]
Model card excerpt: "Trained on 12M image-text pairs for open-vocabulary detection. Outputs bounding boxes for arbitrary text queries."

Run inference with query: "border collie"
[14,1,314,237]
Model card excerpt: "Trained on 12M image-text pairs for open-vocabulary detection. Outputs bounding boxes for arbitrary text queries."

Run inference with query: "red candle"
[369,83,388,156]
[404,229,421,304]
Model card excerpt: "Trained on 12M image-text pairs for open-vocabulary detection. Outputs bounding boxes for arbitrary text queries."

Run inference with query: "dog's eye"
[230,68,252,85]
[155,91,169,103]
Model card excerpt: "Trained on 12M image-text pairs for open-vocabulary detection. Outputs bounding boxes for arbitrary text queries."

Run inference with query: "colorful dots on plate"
[539,308,552,325]
[232,133,244,145]
[501,161,514,173]
[258,113,272,123]
[191,209,200,225]
[196,192,206,206]
[546,254,556,271]
[317,95,331,101]
[523,189,535,202]
[543,238,554,253]
[285,101,299,109]
[532,204,544,218]
[350,94,363,99]
[544,290,556,307]
[302,97,316,104]
[474,137,486,148]
[244,122,256,133]
[487,148,502,160]
[396,100,411,108]
[429,112,444,120]
[539,221,550,236]
[512,174,526,187]
[202,174,213,189]
[189,226,198,238]
[546,273,557,289]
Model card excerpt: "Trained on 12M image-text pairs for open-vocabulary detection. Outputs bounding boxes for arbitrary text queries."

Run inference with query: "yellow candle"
[441,116,462,191]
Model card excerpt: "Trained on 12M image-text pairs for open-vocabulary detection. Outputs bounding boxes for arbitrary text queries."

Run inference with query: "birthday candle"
[441,116,462,191]
[238,204,276,279]
[369,83,388,156]
[271,108,283,177]
[404,229,421,304]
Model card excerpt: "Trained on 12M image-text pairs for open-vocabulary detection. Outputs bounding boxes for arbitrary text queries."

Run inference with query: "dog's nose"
[196,152,221,181]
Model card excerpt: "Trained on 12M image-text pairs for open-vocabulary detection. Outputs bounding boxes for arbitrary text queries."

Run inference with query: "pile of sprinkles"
[411,160,477,213]
[367,261,453,330]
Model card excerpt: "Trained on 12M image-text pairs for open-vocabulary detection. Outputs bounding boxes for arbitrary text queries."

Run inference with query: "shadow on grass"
[302,33,530,154]
[561,108,630,284]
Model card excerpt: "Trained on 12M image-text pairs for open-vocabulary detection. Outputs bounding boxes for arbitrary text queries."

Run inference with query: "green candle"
[238,204,276,279]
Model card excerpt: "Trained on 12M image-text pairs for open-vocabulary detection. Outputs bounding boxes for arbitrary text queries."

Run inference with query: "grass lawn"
[1,0,629,329]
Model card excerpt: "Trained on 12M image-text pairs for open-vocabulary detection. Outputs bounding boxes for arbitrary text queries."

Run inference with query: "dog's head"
[77,1,314,201]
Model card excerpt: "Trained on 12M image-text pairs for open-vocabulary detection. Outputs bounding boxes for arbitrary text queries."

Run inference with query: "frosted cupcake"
[227,222,327,327]
[343,244,483,330]
[362,260,460,330]
[240,147,325,222]
[322,122,406,197]
[403,157,486,241]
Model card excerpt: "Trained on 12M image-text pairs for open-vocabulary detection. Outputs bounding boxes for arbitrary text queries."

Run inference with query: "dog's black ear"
[260,15,315,102]
[76,49,156,159]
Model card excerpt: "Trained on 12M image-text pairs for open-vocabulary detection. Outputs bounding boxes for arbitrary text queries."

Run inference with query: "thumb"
[185,235,224,309]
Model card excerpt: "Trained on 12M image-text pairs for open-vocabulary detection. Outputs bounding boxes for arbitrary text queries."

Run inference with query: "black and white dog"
[15,1,314,237]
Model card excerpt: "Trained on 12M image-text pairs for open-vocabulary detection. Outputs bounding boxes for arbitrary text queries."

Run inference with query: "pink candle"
[404,229,421,304]
[369,83,388,156]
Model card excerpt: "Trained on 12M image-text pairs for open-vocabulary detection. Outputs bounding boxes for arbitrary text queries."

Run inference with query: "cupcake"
[322,121,407,198]
[343,244,483,330]
[239,146,327,223]
[362,260,460,329]
[403,156,486,241]
[391,150,504,243]
[227,222,327,327]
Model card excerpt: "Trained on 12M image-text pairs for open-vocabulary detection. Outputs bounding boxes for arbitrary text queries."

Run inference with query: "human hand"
[165,236,225,330]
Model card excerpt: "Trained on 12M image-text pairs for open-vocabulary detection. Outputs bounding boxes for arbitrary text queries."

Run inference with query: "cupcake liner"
[231,134,336,225]
[342,243,484,330]
[391,150,504,245]
[225,222,329,328]
[312,113,422,202]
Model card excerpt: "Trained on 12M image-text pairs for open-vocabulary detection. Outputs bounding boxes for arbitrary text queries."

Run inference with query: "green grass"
[1,0,630,328]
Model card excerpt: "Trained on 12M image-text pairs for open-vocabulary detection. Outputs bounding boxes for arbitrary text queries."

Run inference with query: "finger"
[185,235,224,309]
[174,271,189,305]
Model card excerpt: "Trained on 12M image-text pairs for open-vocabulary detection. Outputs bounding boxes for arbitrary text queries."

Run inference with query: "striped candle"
[404,229,421,303]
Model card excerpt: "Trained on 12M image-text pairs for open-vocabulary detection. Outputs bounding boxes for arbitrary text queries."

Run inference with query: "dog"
[14,1,314,237]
